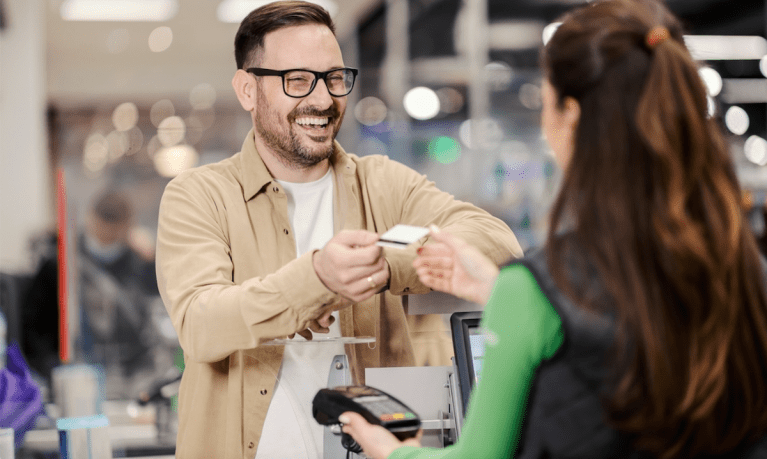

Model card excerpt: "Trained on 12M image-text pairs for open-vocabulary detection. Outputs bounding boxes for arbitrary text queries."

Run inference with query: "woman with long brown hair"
[340,0,767,457]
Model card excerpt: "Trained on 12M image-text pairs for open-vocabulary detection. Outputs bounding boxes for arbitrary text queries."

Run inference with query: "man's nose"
[304,77,334,109]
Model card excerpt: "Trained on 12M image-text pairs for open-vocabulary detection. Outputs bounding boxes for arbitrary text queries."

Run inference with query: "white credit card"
[376,224,430,249]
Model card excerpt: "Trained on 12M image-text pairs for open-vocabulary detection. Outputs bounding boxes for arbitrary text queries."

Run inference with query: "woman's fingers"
[340,411,408,459]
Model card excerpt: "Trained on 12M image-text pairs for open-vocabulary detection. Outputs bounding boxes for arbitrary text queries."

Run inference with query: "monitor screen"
[450,311,484,417]
[467,325,486,385]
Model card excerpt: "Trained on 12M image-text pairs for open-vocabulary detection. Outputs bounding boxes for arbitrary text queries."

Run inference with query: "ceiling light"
[217,0,338,24]
[542,22,561,46]
[725,106,749,136]
[60,0,178,22]
[684,35,767,60]
[698,67,722,97]
[744,135,767,166]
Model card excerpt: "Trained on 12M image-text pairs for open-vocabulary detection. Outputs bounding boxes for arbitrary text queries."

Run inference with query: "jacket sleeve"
[370,156,524,296]
[155,174,338,363]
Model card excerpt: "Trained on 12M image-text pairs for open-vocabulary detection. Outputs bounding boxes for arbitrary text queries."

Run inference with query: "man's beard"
[255,87,344,169]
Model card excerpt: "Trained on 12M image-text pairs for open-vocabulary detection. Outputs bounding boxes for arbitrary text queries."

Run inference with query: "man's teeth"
[296,117,329,127]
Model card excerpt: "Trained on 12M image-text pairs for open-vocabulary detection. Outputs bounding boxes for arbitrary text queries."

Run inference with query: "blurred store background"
[0,0,766,456]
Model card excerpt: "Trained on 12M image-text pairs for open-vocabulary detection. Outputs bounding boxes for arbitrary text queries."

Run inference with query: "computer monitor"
[450,311,484,417]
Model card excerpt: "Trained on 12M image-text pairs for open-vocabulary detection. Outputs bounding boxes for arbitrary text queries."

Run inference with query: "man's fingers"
[333,229,380,247]
[317,312,335,329]
[309,315,334,334]
[342,243,383,267]
[297,328,313,340]
[321,240,383,271]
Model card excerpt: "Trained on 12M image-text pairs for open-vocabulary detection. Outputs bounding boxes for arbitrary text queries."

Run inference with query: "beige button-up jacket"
[156,130,522,459]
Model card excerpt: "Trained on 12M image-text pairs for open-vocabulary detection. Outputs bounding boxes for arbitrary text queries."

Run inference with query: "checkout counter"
[17,292,481,459]
[322,294,483,458]
[18,367,178,459]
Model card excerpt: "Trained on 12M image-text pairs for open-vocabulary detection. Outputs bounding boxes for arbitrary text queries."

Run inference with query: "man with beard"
[155,2,522,458]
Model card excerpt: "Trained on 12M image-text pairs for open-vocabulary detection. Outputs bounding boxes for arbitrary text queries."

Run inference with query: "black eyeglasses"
[246,67,358,98]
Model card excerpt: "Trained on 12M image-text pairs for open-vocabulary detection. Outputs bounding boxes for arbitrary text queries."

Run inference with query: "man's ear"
[232,69,257,112]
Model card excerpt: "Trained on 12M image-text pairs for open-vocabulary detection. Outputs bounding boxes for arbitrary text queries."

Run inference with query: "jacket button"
[248,441,255,449]
[260,389,268,395]
[283,228,289,235]
[273,186,279,192]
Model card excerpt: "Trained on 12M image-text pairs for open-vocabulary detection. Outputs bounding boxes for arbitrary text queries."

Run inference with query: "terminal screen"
[468,326,486,384]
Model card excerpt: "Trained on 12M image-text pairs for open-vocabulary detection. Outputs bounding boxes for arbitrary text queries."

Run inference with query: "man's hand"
[313,230,390,303]
[289,306,336,340]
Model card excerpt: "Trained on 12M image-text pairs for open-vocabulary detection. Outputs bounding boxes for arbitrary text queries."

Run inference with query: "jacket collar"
[240,128,356,201]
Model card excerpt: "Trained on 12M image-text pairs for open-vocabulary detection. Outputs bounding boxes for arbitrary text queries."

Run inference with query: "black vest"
[513,245,767,459]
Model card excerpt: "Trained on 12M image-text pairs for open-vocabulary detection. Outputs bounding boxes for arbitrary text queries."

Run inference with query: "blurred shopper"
[23,189,160,397]
[81,190,157,296]
[341,0,767,457]
[78,190,159,396]
[154,1,522,458]
[20,232,59,383]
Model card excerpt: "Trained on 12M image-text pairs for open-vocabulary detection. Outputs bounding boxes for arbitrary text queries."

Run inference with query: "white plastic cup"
[52,364,103,417]
[0,428,14,459]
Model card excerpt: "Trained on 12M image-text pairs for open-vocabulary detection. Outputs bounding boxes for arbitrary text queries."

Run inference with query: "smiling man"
[155,2,522,458]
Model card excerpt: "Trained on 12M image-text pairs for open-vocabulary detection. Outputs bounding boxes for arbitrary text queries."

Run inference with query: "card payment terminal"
[313,385,421,454]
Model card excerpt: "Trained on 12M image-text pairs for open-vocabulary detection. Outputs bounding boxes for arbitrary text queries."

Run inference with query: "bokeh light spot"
[725,105,749,135]
[154,144,199,177]
[435,87,464,114]
[699,67,722,97]
[354,97,388,126]
[518,83,542,110]
[542,22,562,46]
[404,87,440,121]
[459,118,503,150]
[112,102,139,131]
[83,133,109,172]
[158,116,186,147]
[427,136,461,164]
[106,130,129,162]
[484,61,513,92]
[150,99,175,127]
[149,26,173,52]
[189,83,217,110]
[745,135,767,166]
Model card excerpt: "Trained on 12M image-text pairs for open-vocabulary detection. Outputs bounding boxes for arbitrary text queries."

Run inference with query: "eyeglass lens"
[284,69,355,97]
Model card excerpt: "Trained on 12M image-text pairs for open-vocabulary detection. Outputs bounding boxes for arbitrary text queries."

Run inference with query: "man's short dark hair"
[234,1,336,70]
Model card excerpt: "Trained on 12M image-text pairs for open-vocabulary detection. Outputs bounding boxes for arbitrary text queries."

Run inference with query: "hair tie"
[645,26,670,50]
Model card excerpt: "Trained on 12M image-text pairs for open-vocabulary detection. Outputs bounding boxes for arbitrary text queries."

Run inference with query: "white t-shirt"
[256,169,345,459]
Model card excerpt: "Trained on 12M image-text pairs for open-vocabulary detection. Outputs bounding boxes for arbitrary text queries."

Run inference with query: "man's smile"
[294,116,332,137]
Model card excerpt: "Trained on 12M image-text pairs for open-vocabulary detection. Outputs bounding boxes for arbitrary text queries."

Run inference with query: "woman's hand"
[340,412,423,459]
[414,226,500,305]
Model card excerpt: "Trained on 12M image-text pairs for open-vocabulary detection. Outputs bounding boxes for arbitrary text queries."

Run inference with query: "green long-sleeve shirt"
[389,264,564,458]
